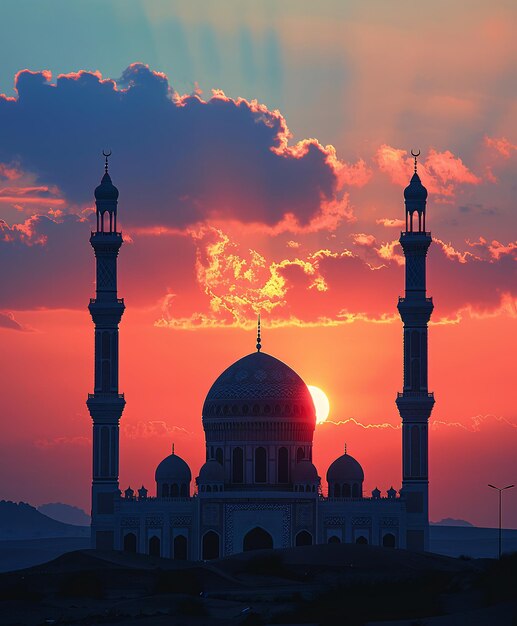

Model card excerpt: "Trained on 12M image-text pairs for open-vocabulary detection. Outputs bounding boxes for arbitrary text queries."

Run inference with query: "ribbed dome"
[155,452,191,483]
[326,453,364,483]
[197,459,224,483]
[95,172,119,201]
[404,172,428,203]
[202,351,316,422]
[292,459,319,483]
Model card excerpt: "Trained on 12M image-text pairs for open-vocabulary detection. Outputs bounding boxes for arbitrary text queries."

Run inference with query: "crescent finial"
[102,149,112,173]
[411,149,420,173]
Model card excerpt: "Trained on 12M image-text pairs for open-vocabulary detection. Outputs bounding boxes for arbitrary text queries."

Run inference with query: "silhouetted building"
[88,154,433,556]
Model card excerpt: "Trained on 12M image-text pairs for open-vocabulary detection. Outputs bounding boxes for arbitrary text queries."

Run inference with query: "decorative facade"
[88,154,434,558]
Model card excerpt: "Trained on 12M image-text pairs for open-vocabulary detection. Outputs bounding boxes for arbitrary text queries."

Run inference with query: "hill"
[0,501,89,540]
[0,545,515,625]
[38,502,90,526]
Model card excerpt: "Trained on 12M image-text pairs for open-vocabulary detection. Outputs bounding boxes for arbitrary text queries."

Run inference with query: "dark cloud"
[0,64,342,229]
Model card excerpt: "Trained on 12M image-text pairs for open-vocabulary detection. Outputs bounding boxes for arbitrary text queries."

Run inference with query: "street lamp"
[488,484,514,559]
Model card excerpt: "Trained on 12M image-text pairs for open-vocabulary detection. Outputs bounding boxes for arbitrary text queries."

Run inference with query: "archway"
[174,534,188,560]
[202,531,219,560]
[123,532,137,553]
[383,533,396,548]
[243,527,273,552]
[328,535,341,544]
[295,530,312,546]
[149,535,161,556]
[355,535,368,545]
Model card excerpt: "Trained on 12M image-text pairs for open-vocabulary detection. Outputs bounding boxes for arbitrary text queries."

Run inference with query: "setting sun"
[308,385,330,424]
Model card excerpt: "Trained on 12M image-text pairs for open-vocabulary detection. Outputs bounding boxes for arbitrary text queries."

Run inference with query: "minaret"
[396,151,435,551]
[87,152,126,550]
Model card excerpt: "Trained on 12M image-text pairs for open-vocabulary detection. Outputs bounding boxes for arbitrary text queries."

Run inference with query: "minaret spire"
[87,153,126,550]
[256,313,262,352]
[103,149,111,174]
[396,153,435,552]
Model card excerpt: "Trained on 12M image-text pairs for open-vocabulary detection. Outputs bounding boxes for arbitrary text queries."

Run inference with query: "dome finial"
[344,442,347,455]
[102,149,112,174]
[411,149,420,174]
[172,442,175,455]
[256,313,262,352]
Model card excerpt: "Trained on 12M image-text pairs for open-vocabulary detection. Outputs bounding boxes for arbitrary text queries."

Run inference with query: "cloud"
[123,420,193,439]
[484,136,517,159]
[0,64,352,231]
[0,310,31,331]
[33,436,90,448]
[375,145,481,200]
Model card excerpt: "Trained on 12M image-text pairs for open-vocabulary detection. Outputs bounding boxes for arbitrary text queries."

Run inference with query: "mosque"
[87,151,435,559]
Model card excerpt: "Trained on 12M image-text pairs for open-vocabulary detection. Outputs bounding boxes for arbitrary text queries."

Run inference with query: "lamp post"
[488,484,514,559]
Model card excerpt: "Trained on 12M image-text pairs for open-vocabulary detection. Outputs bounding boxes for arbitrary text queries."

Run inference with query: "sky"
[0,0,515,528]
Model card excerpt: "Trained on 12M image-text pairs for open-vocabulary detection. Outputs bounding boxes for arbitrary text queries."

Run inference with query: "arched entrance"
[243,527,273,552]
[202,531,220,560]
[123,532,137,553]
[149,535,161,556]
[174,534,188,560]
[382,533,396,548]
[328,535,341,544]
[355,535,368,545]
[295,530,312,546]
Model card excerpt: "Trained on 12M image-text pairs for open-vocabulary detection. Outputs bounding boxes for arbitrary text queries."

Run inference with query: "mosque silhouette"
[87,151,434,559]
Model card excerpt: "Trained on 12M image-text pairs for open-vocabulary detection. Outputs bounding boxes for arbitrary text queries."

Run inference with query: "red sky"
[0,1,516,528]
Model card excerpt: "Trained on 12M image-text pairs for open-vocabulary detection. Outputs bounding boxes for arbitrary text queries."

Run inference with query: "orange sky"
[0,1,515,528]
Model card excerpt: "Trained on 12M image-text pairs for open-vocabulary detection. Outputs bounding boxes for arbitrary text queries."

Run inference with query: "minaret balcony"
[400,231,431,238]
[397,391,434,399]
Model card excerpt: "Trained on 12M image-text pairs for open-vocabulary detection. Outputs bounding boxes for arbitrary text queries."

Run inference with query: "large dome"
[202,351,316,422]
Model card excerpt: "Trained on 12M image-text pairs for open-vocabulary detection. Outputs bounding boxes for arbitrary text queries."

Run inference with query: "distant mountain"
[0,501,89,540]
[431,518,474,527]
[38,503,90,526]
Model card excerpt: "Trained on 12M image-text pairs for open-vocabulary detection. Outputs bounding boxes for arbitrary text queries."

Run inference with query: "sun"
[308,385,330,424]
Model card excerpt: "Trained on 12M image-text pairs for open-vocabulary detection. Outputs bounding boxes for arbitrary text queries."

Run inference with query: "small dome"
[326,452,364,484]
[198,459,224,483]
[202,351,315,422]
[95,172,119,202]
[155,452,191,483]
[404,172,428,204]
[292,459,319,483]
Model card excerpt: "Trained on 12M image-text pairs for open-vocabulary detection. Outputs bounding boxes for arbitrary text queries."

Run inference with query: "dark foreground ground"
[1,544,516,626]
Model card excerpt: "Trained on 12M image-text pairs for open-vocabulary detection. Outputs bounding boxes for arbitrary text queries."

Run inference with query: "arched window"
[383,533,396,548]
[278,447,288,483]
[215,447,223,465]
[101,360,111,392]
[255,447,267,483]
[161,483,169,498]
[328,535,341,544]
[411,358,421,391]
[171,483,179,497]
[333,483,341,497]
[174,535,188,560]
[352,483,360,498]
[342,483,351,498]
[232,447,244,483]
[100,426,109,476]
[305,485,311,492]
[206,485,212,492]
[243,527,273,552]
[180,483,188,497]
[202,531,219,560]
[355,535,368,545]
[296,447,305,463]
[102,331,110,358]
[123,532,137,553]
[411,425,421,477]
[295,530,312,546]
[149,535,161,556]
